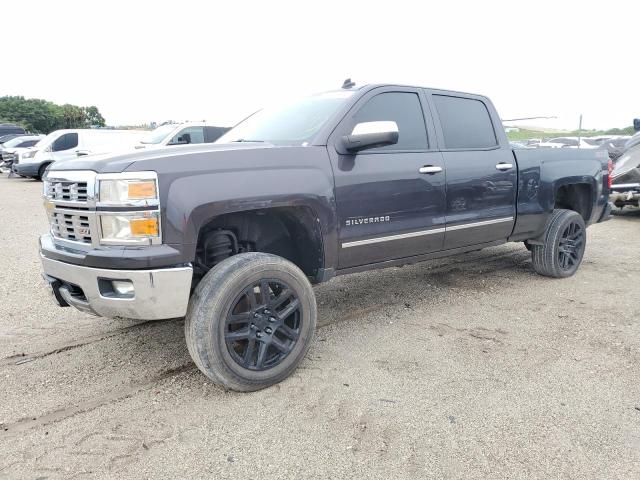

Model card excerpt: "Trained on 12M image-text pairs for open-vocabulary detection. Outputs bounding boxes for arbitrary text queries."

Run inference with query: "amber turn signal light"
[127,181,157,199]
[130,217,159,236]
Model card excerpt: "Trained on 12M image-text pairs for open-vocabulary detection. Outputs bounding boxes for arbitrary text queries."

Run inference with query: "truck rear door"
[428,92,516,249]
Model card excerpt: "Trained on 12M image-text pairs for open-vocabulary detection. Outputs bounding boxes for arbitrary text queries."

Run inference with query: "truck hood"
[48,142,278,174]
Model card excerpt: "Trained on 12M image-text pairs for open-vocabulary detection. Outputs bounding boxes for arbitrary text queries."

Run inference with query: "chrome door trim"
[342,227,445,248]
[446,216,514,231]
[341,217,514,248]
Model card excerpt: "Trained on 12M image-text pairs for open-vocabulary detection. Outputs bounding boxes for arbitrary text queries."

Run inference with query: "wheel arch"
[553,181,594,222]
[191,205,327,284]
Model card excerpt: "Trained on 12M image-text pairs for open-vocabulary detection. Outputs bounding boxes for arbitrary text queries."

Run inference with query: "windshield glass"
[3,137,26,148]
[140,124,177,144]
[216,91,355,145]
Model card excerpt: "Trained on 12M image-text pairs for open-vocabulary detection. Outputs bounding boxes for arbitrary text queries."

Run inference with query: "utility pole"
[577,114,583,148]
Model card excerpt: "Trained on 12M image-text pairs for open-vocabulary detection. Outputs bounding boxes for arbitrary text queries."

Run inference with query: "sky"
[3,0,638,131]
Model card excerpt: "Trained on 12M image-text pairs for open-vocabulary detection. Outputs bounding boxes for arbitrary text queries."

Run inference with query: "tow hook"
[42,274,70,308]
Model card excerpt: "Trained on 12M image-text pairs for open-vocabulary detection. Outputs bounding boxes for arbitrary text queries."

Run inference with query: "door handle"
[419,165,443,174]
[495,162,513,171]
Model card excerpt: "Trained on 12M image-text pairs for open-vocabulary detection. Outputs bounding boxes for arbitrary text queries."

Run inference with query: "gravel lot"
[0,175,639,479]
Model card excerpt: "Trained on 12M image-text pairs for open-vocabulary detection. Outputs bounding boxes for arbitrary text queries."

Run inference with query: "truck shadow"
[101,245,532,370]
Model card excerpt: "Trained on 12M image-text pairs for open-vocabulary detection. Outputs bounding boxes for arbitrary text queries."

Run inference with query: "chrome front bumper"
[40,246,193,321]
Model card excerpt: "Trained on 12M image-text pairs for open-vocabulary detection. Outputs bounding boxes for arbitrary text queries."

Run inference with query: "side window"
[433,95,497,149]
[351,92,428,151]
[51,133,79,152]
[204,126,230,143]
[171,127,205,145]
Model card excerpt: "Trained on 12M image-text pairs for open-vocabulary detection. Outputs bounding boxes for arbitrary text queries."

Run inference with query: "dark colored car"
[610,143,640,209]
[39,83,612,391]
[0,124,26,142]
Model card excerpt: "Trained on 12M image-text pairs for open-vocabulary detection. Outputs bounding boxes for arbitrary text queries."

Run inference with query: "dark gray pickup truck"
[40,83,612,391]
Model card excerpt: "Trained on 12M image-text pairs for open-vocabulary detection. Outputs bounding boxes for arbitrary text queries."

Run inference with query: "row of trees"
[0,96,106,134]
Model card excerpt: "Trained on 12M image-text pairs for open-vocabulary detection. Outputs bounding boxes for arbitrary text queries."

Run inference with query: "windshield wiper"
[231,139,265,143]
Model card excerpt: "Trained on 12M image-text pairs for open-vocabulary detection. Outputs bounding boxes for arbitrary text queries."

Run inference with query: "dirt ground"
[0,175,639,479]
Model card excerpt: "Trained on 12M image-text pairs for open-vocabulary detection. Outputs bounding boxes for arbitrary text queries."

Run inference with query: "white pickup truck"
[135,122,229,149]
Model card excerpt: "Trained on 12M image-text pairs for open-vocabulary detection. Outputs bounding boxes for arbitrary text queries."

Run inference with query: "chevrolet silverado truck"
[39,83,612,391]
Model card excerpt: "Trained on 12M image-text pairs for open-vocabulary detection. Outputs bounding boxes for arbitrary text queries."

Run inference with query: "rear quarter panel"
[510,148,609,241]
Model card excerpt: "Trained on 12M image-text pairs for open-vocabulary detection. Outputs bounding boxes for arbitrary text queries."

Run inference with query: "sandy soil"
[0,175,639,479]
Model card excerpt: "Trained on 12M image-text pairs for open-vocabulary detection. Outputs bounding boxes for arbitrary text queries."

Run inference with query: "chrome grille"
[45,181,89,202]
[44,171,97,247]
[48,211,93,243]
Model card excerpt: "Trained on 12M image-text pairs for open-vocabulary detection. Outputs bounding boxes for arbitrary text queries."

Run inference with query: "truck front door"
[328,87,447,269]
[430,93,516,249]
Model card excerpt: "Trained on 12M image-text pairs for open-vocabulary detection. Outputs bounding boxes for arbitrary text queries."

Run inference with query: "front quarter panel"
[127,146,338,270]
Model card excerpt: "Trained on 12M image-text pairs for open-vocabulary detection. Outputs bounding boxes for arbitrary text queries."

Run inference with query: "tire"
[185,252,317,391]
[531,209,586,278]
[36,163,50,181]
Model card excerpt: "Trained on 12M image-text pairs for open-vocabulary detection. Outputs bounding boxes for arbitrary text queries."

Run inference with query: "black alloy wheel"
[557,220,585,271]
[185,252,317,391]
[530,208,587,278]
[224,279,301,371]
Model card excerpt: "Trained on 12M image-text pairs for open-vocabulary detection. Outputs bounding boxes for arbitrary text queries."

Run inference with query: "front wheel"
[530,209,586,278]
[185,252,317,391]
[36,163,50,181]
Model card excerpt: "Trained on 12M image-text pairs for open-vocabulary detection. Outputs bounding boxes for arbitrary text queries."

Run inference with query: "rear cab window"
[433,95,497,149]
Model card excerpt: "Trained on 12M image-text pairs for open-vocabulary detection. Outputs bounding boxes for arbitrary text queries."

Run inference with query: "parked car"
[610,143,640,209]
[537,137,597,149]
[0,135,45,171]
[39,83,611,391]
[0,124,26,140]
[625,132,640,152]
[0,133,27,145]
[597,137,632,162]
[136,122,230,149]
[13,129,146,180]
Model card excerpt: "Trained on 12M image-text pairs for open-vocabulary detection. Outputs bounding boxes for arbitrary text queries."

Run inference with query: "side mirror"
[634,118,640,132]
[341,121,399,153]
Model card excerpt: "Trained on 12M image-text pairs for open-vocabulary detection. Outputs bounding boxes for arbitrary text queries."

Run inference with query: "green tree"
[59,104,86,129]
[0,96,107,133]
[0,96,61,133]
[83,106,106,127]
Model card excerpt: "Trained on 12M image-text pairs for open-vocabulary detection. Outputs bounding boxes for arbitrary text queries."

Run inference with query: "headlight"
[96,172,161,245]
[99,178,158,204]
[21,150,38,160]
[100,212,160,244]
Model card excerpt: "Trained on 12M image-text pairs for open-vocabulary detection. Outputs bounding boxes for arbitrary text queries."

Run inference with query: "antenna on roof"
[342,78,355,89]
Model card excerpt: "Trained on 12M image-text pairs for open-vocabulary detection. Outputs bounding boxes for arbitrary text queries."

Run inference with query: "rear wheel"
[531,209,586,278]
[185,252,316,391]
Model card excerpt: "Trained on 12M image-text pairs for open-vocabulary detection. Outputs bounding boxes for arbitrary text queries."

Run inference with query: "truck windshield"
[216,91,355,146]
[141,124,177,144]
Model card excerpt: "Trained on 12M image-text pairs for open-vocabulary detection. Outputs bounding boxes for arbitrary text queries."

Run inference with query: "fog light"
[112,280,134,296]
